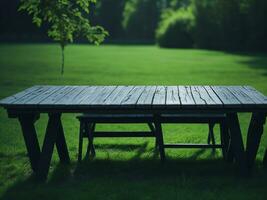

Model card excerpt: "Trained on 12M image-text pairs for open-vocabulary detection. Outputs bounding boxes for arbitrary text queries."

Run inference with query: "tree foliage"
[122,0,161,40]
[93,0,125,39]
[156,0,267,51]
[193,0,267,51]
[193,0,246,50]
[19,0,108,74]
[156,8,195,48]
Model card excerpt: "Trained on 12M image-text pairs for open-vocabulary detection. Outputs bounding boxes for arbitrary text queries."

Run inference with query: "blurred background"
[1,1,267,199]
[1,0,267,51]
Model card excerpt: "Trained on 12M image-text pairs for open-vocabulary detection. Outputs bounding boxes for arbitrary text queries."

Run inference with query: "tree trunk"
[61,45,65,75]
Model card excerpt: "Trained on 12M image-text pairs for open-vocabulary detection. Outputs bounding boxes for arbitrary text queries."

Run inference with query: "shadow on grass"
[243,56,267,76]
[93,143,151,151]
[226,51,267,76]
[1,146,267,200]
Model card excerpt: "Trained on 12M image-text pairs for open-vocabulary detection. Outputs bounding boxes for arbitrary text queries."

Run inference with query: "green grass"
[0,44,267,200]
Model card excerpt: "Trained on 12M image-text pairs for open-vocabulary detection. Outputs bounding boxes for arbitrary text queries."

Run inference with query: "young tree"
[19,0,108,75]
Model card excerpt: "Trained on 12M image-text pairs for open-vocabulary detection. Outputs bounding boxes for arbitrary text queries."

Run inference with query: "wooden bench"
[77,113,228,162]
[77,114,156,161]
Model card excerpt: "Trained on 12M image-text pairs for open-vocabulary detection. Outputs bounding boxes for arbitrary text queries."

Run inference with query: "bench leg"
[147,122,158,149]
[90,123,96,156]
[78,121,84,162]
[226,113,247,174]
[154,120,165,162]
[85,123,96,158]
[246,112,266,170]
[207,123,216,152]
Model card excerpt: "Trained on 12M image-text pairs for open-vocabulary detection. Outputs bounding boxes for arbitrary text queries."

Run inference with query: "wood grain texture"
[242,86,267,104]
[190,86,207,105]
[55,86,88,105]
[227,86,255,104]
[120,86,145,105]
[166,86,180,106]
[79,86,114,105]
[103,86,134,105]
[1,85,267,112]
[211,86,241,105]
[0,86,44,104]
[12,86,56,105]
[39,86,77,105]
[65,86,97,105]
[25,87,64,105]
[178,86,195,105]
[191,86,223,106]
[204,86,223,105]
[89,86,117,105]
[137,86,157,106]
[153,86,166,106]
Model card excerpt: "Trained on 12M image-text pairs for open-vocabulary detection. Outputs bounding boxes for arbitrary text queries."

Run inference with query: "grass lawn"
[0,44,267,200]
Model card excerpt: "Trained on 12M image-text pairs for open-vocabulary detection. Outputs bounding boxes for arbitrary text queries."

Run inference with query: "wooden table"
[0,85,267,180]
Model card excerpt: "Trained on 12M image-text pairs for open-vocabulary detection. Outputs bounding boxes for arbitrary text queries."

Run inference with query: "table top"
[0,85,267,113]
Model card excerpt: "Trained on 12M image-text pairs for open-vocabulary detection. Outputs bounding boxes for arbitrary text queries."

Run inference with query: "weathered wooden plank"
[39,86,77,105]
[55,86,88,105]
[23,86,64,105]
[79,86,121,107]
[242,86,267,104]
[227,86,255,104]
[64,86,97,105]
[204,86,223,105]
[190,86,206,105]
[211,86,241,105]
[104,86,134,105]
[88,86,117,105]
[101,86,124,105]
[0,86,43,105]
[120,86,145,105]
[178,86,195,105]
[166,86,180,106]
[191,86,223,106]
[79,86,108,105]
[153,86,166,105]
[13,86,59,104]
[137,86,157,105]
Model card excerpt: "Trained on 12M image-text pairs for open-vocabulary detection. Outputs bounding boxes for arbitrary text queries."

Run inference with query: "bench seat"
[77,113,226,123]
[77,113,228,162]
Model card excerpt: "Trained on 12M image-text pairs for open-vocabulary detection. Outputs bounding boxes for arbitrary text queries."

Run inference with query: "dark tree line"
[1,0,267,51]
[193,0,267,51]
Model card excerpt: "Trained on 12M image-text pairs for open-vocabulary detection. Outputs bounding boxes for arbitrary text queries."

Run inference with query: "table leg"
[18,113,69,179]
[18,114,41,172]
[246,112,266,170]
[35,113,70,180]
[56,117,70,164]
[226,113,246,173]
[219,119,230,161]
